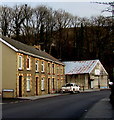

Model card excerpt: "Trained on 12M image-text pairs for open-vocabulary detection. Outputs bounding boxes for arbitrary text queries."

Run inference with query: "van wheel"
[60,90,64,94]
[72,89,76,94]
[77,91,80,93]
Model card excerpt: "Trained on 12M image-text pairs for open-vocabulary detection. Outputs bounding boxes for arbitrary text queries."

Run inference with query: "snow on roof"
[63,60,99,75]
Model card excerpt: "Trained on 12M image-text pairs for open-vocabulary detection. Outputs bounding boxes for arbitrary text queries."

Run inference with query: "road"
[2,90,110,119]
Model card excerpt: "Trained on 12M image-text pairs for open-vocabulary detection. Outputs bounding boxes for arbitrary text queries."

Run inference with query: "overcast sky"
[1,0,113,18]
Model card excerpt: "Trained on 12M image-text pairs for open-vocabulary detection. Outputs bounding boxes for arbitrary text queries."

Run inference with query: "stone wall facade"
[16,53,65,97]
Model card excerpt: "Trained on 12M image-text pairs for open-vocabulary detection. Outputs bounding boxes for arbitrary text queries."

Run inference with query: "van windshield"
[66,84,73,86]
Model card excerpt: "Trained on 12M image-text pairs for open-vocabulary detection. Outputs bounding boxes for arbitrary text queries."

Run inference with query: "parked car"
[61,83,80,93]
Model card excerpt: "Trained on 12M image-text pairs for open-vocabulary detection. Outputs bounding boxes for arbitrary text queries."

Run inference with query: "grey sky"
[1,1,112,18]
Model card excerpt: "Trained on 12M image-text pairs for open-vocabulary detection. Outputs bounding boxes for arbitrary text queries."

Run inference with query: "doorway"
[48,78,50,94]
[36,77,38,95]
[19,76,22,97]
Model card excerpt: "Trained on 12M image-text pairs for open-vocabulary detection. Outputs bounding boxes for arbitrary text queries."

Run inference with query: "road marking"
[0,103,6,104]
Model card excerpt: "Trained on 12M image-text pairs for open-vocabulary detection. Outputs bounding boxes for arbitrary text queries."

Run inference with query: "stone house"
[0,35,65,98]
[63,60,108,90]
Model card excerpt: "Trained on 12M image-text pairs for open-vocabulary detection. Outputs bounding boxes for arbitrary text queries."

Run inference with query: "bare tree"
[34,5,57,52]
[11,5,26,40]
[70,16,80,59]
[21,4,34,44]
[54,9,72,59]
[34,6,48,45]
[1,6,12,36]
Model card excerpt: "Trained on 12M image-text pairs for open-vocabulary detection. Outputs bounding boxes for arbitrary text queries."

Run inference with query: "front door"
[48,78,50,94]
[36,77,38,95]
[19,76,22,97]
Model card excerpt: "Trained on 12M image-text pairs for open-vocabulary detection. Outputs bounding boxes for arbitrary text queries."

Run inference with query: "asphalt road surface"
[2,90,110,119]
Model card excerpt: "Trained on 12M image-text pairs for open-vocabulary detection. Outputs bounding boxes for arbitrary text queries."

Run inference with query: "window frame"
[48,63,50,74]
[26,76,30,91]
[35,60,39,72]
[41,61,45,72]
[57,66,59,75]
[41,78,45,91]
[18,55,22,70]
[26,57,31,70]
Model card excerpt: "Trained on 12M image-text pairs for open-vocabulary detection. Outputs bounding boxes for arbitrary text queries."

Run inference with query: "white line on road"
[0,103,6,104]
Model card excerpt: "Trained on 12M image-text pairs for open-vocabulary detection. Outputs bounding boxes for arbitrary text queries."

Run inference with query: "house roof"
[63,60,108,75]
[0,35,64,65]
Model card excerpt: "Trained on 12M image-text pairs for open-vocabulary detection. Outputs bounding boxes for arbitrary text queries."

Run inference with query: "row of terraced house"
[0,35,109,98]
[0,35,65,98]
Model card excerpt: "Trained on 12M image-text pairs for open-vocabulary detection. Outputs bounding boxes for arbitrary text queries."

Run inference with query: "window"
[57,66,59,74]
[18,55,22,70]
[35,60,39,72]
[63,66,64,74]
[26,76,30,91]
[48,63,50,73]
[27,57,31,70]
[41,78,44,90]
[52,64,54,74]
[61,66,63,74]
[41,61,44,72]
[66,83,73,87]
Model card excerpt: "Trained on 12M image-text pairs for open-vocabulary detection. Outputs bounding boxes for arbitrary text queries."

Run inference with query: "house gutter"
[0,38,65,66]
[0,38,18,52]
[18,50,65,66]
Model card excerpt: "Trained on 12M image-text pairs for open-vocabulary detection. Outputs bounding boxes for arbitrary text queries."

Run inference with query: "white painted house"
[63,60,108,90]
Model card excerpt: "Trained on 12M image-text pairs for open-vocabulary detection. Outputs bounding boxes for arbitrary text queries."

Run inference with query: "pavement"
[2,93,68,104]
[18,93,63,100]
[82,98,114,120]
[1,89,114,119]
[1,89,100,104]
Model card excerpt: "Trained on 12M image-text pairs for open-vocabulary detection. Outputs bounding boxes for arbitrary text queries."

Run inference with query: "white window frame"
[27,57,31,70]
[41,78,44,90]
[41,61,45,72]
[35,60,39,72]
[26,76,30,91]
[61,66,63,75]
[57,66,59,74]
[18,55,22,70]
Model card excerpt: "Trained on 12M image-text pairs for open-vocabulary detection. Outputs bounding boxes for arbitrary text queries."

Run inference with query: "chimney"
[34,45,41,50]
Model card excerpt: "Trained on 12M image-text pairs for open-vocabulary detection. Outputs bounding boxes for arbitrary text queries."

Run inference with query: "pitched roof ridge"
[63,59,100,74]
[1,35,64,65]
[63,59,99,63]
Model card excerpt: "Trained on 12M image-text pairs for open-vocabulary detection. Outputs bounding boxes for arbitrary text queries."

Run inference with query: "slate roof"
[63,60,106,75]
[0,35,64,65]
